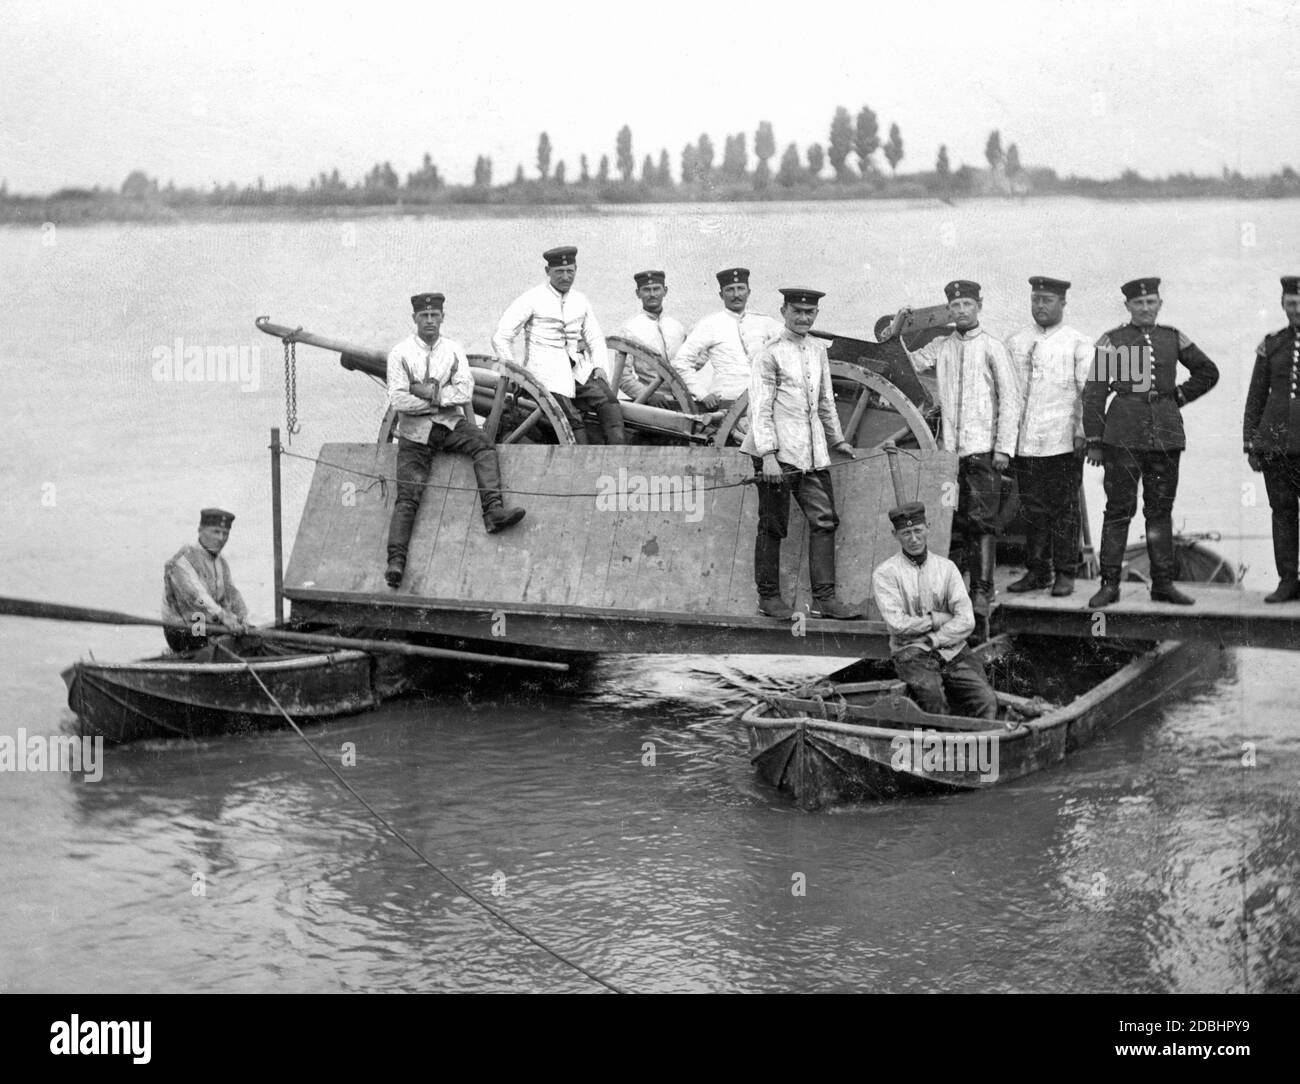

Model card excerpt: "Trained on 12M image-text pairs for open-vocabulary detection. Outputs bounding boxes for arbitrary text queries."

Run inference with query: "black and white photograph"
[1,0,1296,1031]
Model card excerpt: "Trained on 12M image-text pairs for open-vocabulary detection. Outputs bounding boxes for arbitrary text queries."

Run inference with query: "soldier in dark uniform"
[1083,278,1219,608]
[1243,276,1300,602]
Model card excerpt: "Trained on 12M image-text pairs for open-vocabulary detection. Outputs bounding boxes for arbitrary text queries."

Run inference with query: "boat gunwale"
[739,638,1183,742]
[65,648,372,677]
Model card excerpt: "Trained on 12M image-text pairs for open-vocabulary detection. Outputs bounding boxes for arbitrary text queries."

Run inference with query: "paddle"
[0,595,568,673]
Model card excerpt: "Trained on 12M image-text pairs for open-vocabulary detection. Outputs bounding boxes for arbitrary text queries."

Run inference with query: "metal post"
[270,427,284,628]
[883,441,907,505]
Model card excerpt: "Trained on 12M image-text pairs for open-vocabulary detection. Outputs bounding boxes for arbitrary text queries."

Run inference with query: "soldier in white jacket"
[492,245,626,444]
[899,280,1021,612]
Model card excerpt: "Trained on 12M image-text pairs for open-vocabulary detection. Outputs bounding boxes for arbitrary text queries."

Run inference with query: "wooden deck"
[284,443,958,657]
[992,570,1300,651]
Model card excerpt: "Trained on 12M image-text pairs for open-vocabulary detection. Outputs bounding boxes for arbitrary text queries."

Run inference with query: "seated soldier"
[871,501,998,719]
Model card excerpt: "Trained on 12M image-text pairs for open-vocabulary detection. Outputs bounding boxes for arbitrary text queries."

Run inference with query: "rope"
[276,442,926,500]
[282,327,303,443]
[214,641,625,994]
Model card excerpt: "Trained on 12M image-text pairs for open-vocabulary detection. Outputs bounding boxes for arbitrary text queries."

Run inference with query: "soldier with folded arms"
[872,501,998,720]
[1243,275,1300,603]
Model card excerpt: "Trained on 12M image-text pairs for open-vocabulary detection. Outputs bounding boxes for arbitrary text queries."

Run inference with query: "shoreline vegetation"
[5,110,1298,226]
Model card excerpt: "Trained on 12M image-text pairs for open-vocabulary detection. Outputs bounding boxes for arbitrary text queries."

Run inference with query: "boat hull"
[62,647,379,743]
[745,636,1225,809]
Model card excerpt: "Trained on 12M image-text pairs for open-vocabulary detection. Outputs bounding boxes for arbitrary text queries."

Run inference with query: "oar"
[0,596,568,673]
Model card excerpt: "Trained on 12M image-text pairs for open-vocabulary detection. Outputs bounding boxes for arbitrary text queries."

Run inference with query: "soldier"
[492,245,626,445]
[902,280,1022,612]
[1005,276,1093,597]
[672,267,782,409]
[613,269,687,401]
[162,508,249,652]
[386,292,525,589]
[1243,276,1300,602]
[739,287,860,620]
[1083,277,1219,608]
[871,501,998,720]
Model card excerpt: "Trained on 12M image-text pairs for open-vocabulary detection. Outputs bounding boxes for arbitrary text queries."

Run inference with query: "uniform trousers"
[388,418,503,560]
[558,373,626,445]
[1014,451,1083,574]
[1098,446,1181,582]
[893,644,999,720]
[1262,455,1300,580]
[751,460,839,599]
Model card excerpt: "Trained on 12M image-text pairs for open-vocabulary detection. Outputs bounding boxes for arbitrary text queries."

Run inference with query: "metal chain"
[282,328,302,443]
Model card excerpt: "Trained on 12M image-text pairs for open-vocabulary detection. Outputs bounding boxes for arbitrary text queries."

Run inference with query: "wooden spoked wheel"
[376,356,577,445]
[605,335,696,413]
[710,362,937,452]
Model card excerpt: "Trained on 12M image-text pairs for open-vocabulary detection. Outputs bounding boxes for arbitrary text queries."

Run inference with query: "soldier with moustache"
[1083,278,1219,608]
[1005,276,1093,597]
[901,280,1022,613]
[672,267,782,410]
[1242,276,1300,602]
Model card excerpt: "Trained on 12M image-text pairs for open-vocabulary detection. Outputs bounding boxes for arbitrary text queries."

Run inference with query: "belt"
[1109,385,1170,402]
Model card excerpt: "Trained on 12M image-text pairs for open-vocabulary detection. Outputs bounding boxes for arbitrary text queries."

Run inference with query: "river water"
[1,198,1297,993]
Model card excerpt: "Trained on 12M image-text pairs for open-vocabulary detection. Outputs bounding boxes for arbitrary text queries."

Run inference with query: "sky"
[2,0,1297,194]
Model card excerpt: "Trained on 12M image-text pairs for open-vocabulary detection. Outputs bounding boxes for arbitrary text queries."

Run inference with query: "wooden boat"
[740,539,1236,809]
[62,637,382,743]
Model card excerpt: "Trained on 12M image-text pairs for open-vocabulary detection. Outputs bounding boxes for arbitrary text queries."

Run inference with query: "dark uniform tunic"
[1242,324,1300,580]
[1082,323,1219,582]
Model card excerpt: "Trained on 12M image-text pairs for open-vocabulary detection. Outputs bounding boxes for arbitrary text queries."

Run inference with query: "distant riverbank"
[4,169,1299,227]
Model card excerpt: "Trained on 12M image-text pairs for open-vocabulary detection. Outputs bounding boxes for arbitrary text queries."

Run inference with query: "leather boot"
[1146,521,1193,604]
[1264,577,1300,603]
[1087,579,1120,608]
[1050,572,1075,597]
[1267,505,1299,602]
[755,533,791,617]
[384,554,406,589]
[473,449,526,533]
[808,532,862,620]
[1007,528,1051,592]
[595,401,627,446]
[969,535,998,613]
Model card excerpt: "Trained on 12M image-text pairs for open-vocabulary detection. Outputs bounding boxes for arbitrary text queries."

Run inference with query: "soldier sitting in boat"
[871,501,998,720]
[386,292,526,589]
[162,507,249,652]
[739,287,861,620]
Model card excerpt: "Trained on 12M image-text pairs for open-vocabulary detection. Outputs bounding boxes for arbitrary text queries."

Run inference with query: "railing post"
[270,427,284,628]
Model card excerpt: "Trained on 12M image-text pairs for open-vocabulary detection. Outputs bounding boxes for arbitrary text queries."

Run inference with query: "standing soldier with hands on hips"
[1082,277,1219,608]
[1243,276,1300,603]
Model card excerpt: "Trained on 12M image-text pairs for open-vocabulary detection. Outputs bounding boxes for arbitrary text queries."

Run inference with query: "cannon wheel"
[605,335,697,413]
[377,357,577,444]
[711,361,937,451]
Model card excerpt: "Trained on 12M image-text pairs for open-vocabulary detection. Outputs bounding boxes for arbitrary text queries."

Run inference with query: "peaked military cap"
[199,508,235,529]
[1281,276,1300,296]
[716,267,750,287]
[779,287,825,305]
[1121,277,1161,300]
[1028,276,1071,296]
[889,501,927,529]
[410,292,445,312]
[944,279,981,301]
[633,269,666,287]
[543,245,578,267]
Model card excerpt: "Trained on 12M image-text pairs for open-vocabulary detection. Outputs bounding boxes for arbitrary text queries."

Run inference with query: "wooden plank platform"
[991,570,1300,652]
[283,442,959,656]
